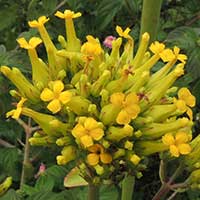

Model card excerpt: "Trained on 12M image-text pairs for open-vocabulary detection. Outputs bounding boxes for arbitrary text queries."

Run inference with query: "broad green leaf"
[35,175,54,192]
[192,79,200,105]
[0,189,20,200]
[100,185,119,200]
[0,4,18,31]
[0,148,21,181]
[166,26,198,50]
[96,0,124,30]
[42,0,57,14]
[64,167,88,188]
[187,47,200,80]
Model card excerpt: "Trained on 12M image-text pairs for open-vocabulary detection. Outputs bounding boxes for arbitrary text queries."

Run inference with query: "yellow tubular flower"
[17,37,42,49]
[40,80,72,113]
[81,35,102,59]
[55,10,82,19]
[116,25,131,39]
[72,117,104,148]
[149,41,165,55]
[162,132,192,157]
[17,37,49,86]
[173,46,187,63]
[174,88,196,120]
[110,92,140,125]
[6,97,27,119]
[28,16,49,27]
[55,10,81,52]
[87,144,112,166]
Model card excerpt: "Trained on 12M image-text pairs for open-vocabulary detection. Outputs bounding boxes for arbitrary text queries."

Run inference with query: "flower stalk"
[121,175,135,200]
[140,0,163,42]
[88,183,99,200]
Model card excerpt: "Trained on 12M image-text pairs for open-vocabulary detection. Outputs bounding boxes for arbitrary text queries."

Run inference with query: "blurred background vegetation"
[0,0,200,199]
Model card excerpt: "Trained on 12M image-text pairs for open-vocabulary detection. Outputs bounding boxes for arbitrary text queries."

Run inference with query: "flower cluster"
[1,9,196,184]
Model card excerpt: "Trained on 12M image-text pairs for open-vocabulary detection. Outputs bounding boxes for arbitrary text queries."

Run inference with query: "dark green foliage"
[0,0,200,199]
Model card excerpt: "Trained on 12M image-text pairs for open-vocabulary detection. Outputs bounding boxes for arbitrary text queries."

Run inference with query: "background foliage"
[0,0,200,199]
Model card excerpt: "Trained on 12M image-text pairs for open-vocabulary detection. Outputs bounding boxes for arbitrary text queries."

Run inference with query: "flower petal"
[124,104,140,119]
[87,153,99,166]
[84,118,99,130]
[59,91,72,104]
[175,132,189,144]
[90,128,104,141]
[47,99,61,113]
[125,92,139,105]
[88,144,102,153]
[162,133,175,146]
[80,135,93,148]
[72,124,86,138]
[40,88,54,101]
[110,93,124,107]
[100,153,112,164]
[53,80,64,93]
[13,107,22,119]
[170,145,180,157]
[116,110,131,125]
[178,143,191,155]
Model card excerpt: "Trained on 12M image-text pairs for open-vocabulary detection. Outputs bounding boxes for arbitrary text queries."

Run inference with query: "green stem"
[121,175,135,200]
[19,118,32,189]
[140,0,163,43]
[88,183,99,200]
[152,164,183,200]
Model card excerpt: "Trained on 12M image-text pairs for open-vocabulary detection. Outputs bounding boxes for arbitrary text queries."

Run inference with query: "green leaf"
[0,148,21,181]
[100,185,119,200]
[187,47,200,81]
[192,79,200,106]
[42,0,57,14]
[166,26,198,50]
[27,191,57,200]
[35,175,54,192]
[96,0,124,30]
[0,4,18,31]
[21,184,38,196]
[64,167,88,188]
[0,189,20,200]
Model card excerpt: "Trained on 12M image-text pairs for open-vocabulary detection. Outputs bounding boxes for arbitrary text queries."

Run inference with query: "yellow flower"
[130,154,141,165]
[159,46,187,63]
[55,10,81,19]
[87,144,112,166]
[40,80,72,113]
[162,132,192,157]
[110,92,140,125]
[28,16,49,28]
[174,88,196,120]
[72,117,104,148]
[6,97,27,119]
[149,41,165,54]
[81,35,102,58]
[116,25,131,39]
[173,46,187,63]
[17,37,42,49]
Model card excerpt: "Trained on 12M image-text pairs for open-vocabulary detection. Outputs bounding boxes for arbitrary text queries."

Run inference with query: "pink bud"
[103,36,116,49]
[34,163,46,178]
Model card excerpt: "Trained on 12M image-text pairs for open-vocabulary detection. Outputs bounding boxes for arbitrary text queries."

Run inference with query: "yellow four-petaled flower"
[162,132,191,157]
[87,144,112,166]
[110,92,140,125]
[6,97,27,119]
[174,87,196,120]
[55,10,82,19]
[72,117,104,148]
[40,80,72,113]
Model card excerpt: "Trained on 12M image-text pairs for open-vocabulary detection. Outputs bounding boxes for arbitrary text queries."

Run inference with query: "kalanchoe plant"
[1,9,197,200]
